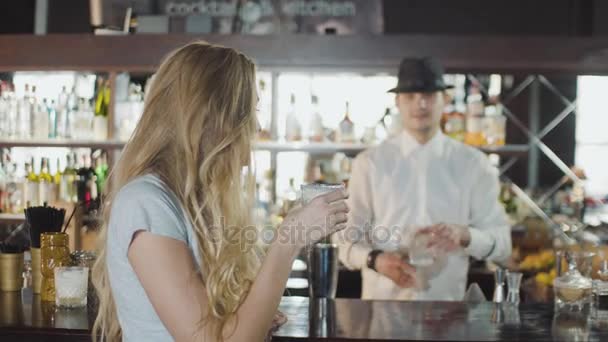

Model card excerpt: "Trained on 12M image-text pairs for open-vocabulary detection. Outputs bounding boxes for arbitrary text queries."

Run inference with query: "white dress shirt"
[334,130,512,301]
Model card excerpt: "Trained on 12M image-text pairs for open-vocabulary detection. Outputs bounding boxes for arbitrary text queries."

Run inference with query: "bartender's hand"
[375,252,417,288]
[417,223,471,253]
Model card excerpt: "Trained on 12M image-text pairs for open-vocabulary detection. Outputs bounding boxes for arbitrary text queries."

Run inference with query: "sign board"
[142,0,383,34]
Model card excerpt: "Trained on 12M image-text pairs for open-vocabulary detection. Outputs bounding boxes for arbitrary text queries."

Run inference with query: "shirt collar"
[399,129,446,158]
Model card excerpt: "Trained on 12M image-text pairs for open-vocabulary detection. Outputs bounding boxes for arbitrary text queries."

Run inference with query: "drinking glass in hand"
[408,230,435,267]
[301,183,345,205]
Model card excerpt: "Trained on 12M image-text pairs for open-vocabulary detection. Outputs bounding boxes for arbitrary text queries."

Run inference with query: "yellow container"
[0,290,24,325]
[0,253,24,292]
[40,232,70,302]
[30,248,42,294]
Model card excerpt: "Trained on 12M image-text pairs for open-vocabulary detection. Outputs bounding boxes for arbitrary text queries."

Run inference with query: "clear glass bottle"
[65,86,78,139]
[337,101,355,143]
[73,99,94,140]
[285,94,302,142]
[482,104,506,147]
[60,154,77,203]
[0,82,10,138]
[93,79,110,140]
[464,86,485,147]
[442,99,466,142]
[56,86,69,139]
[47,100,57,139]
[94,153,107,194]
[6,163,22,213]
[17,84,32,139]
[0,159,6,213]
[308,95,324,142]
[256,79,272,141]
[38,158,53,205]
[54,158,62,200]
[3,83,17,138]
[24,162,38,207]
[33,99,50,140]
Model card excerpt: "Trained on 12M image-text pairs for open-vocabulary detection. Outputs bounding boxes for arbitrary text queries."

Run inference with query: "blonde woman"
[92,42,349,341]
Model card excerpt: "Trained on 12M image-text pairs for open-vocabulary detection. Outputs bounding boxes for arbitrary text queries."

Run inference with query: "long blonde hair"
[92,41,262,341]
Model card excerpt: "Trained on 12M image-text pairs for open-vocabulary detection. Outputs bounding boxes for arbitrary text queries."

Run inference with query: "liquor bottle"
[17,84,32,139]
[0,82,12,138]
[61,154,77,203]
[24,162,38,207]
[65,86,78,139]
[285,94,301,141]
[94,153,107,195]
[29,86,38,138]
[54,158,62,186]
[280,178,298,217]
[5,83,18,138]
[0,159,6,212]
[5,163,20,213]
[95,78,108,117]
[482,103,506,147]
[337,101,355,143]
[38,158,53,205]
[77,154,98,208]
[256,79,272,141]
[464,85,485,147]
[33,99,50,140]
[27,159,37,182]
[56,86,69,139]
[499,182,518,218]
[47,100,57,139]
[442,99,466,142]
[93,79,110,140]
[39,157,52,182]
[308,95,324,142]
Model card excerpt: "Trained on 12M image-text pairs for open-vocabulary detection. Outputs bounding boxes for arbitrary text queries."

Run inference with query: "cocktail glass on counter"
[54,267,89,309]
[553,251,593,310]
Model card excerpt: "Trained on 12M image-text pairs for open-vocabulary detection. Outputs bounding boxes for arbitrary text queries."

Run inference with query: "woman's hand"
[277,189,349,253]
[265,311,288,342]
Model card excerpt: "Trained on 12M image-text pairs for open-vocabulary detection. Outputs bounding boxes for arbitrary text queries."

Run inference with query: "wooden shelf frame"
[0,34,608,75]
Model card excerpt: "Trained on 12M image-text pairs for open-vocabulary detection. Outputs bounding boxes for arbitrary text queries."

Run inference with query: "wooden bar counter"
[1,289,607,341]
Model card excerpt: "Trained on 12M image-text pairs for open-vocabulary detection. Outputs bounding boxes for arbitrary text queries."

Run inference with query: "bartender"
[335,57,512,300]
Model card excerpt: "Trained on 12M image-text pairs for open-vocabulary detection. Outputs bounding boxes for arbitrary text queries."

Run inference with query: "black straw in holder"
[25,205,67,248]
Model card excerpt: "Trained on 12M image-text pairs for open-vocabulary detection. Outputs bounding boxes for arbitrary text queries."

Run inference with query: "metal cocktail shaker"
[307,243,339,299]
[309,297,336,337]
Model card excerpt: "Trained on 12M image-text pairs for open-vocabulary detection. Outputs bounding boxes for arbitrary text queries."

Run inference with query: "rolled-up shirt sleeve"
[464,155,512,262]
[334,152,375,270]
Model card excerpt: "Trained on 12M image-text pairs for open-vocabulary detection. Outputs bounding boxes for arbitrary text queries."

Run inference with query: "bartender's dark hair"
[92,41,261,341]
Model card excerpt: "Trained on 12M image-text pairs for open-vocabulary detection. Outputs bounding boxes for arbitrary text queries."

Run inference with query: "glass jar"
[482,115,506,147]
[40,232,71,302]
[71,251,97,306]
[554,252,593,309]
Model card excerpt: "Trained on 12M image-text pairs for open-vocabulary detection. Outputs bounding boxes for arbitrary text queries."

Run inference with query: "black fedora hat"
[388,57,453,93]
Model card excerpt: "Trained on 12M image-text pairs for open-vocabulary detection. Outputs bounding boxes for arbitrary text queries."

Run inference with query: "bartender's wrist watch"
[366,250,383,272]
